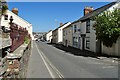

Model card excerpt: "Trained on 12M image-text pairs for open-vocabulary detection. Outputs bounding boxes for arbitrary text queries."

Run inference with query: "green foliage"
[93,8,120,47]
[1,4,8,15]
[24,36,30,44]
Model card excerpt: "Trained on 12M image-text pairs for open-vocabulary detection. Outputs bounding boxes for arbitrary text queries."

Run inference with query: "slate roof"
[79,2,117,21]
[53,22,70,32]
[58,22,69,28]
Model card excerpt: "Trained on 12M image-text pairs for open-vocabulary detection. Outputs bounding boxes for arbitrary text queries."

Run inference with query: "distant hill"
[33,32,47,39]
[33,32,47,35]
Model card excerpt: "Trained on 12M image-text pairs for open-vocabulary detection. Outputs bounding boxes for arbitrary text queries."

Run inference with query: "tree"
[2,4,8,14]
[0,0,8,34]
[93,8,120,47]
[0,0,8,15]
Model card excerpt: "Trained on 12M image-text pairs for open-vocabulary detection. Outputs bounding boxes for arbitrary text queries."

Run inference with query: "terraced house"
[1,8,33,40]
[71,2,120,56]
[63,24,73,47]
[46,30,52,43]
[52,22,71,44]
[52,28,58,44]
[0,7,33,77]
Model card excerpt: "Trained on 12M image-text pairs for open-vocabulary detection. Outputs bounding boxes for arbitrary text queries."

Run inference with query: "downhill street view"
[27,41,118,78]
[0,0,120,79]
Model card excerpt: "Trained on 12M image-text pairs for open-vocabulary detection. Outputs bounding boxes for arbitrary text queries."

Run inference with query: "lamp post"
[9,16,13,25]
[9,16,14,52]
[9,16,14,32]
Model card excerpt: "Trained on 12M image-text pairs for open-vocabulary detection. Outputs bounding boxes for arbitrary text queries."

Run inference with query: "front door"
[96,40,101,54]
[78,37,81,49]
[82,37,85,50]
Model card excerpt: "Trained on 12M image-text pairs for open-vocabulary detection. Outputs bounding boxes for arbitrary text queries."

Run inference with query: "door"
[96,40,101,54]
[82,37,85,50]
[78,37,81,49]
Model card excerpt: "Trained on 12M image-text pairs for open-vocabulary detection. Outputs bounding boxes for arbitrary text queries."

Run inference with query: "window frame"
[86,19,90,33]
[74,25,77,33]
[4,15,8,20]
[73,37,78,47]
[86,37,90,49]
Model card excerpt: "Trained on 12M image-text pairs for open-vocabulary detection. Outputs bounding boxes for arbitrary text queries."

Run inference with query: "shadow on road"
[47,43,119,59]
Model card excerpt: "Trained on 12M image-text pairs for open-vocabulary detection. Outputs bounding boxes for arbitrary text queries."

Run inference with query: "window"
[69,30,71,33]
[86,20,90,33]
[66,31,67,35]
[73,37,78,47]
[74,25,77,33]
[86,37,90,49]
[73,37,75,45]
[69,28,72,33]
[78,29,80,32]
[4,15,8,20]
[63,30,65,36]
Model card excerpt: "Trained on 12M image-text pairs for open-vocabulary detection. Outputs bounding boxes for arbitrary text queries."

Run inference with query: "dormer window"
[4,15,8,20]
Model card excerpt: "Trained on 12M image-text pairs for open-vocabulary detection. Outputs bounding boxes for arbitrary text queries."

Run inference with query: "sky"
[8,2,110,32]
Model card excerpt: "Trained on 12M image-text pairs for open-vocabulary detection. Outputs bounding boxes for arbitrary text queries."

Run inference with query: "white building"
[52,22,71,44]
[0,8,34,76]
[72,6,94,51]
[1,8,33,40]
[57,22,71,44]
[46,30,52,42]
[72,2,120,56]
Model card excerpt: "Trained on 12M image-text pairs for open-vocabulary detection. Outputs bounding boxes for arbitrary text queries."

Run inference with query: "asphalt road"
[26,41,51,78]
[27,41,118,78]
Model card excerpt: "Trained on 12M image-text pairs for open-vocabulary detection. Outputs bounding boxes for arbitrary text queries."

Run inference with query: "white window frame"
[86,37,90,49]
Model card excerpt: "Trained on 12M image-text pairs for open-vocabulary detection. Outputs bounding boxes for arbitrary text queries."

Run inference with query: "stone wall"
[2,42,31,79]
[18,42,31,78]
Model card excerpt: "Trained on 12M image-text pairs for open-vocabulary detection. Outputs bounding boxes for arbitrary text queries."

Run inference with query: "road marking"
[35,42,64,79]
[40,50,64,78]
[35,42,55,78]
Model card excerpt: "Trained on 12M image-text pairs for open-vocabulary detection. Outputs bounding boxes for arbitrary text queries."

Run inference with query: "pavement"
[6,43,28,59]
[50,43,119,63]
[26,41,51,78]
[26,41,118,78]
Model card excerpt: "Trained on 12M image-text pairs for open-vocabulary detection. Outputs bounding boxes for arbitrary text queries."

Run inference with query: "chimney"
[84,6,93,15]
[12,8,18,15]
[60,23,63,26]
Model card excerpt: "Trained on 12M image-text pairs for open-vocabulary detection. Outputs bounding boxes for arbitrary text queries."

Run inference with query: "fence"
[10,23,29,52]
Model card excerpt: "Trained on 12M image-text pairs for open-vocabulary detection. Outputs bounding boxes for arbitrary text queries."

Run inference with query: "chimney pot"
[84,6,93,15]
[60,23,63,26]
[12,8,18,15]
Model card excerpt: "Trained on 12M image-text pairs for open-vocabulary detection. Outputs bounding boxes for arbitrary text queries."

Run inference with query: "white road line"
[35,43,55,78]
[35,42,64,79]
[39,49,64,78]
[38,43,64,78]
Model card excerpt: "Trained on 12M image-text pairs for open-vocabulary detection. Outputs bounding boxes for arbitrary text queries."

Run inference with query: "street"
[27,41,118,78]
